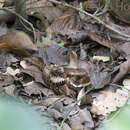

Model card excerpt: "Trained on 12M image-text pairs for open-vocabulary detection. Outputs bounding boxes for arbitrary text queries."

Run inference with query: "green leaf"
[99,104,130,130]
[58,42,64,47]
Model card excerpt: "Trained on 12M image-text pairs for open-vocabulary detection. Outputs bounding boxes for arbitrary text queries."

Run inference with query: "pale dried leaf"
[6,67,20,76]
[93,56,110,62]
[0,0,5,8]
[91,89,129,116]
[77,87,85,106]
[123,78,130,91]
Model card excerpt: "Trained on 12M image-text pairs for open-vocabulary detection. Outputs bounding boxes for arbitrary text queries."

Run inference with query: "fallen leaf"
[119,42,130,59]
[93,56,110,62]
[24,82,46,96]
[0,31,38,56]
[0,51,18,69]
[6,67,20,76]
[113,59,130,83]
[0,22,8,36]
[69,108,94,130]
[77,87,85,106]
[89,63,111,89]
[0,73,14,87]
[91,89,129,116]
[0,0,5,8]
[20,66,45,85]
[123,78,130,91]
[50,9,82,38]
[38,44,68,65]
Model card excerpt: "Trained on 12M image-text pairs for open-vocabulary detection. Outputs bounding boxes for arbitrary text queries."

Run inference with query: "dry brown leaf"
[38,44,68,65]
[69,108,94,130]
[0,73,14,87]
[84,27,116,50]
[0,31,37,56]
[88,62,111,89]
[0,51,18,69]
[119,42,130,59]
[50,9,82,38]
[28,6,63,23]
[108,0,130,24]
[20,65,45,85]
[27,0,52,14]
[82,0,98,12]
[113,59,130,83]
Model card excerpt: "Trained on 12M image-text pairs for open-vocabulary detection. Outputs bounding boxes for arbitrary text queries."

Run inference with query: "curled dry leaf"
[0,31,38,56]
[91,89,129,116]
[119,42,130,59]
[0,73,14,87]
[108,0,130,24]
[0,51,18,69]
[6,67,20,76]
[20,61,45,85]
[93,56,110,62]
[123,78,130,91]
[113,59,130,83]
[88,62,111,89]
[38,44,68,65]
[27,0,52,15]
[0,0,5,8]
[0,22,8,36]
[50,9,82,38]
[28,6,63,23]
[77,87,85,106]
[69,108,94,130]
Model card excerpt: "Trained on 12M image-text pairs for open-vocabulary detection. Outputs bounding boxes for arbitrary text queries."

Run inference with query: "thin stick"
[0,8,36,42]
[96,0,111,16]
[48,0,130,41]
[60,85,93,129]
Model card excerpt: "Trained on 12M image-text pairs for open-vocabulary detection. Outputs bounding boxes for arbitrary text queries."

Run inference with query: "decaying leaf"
[27,0,52,15]
[69,108,94,130]
[20,60,45,85]
[91,89,129,116]
[123,78,130,91]
[93,56,110,62]
[106,0,130,24]
[0,22,8,36]
[77,87,85,106]
[0,51,18,69]
[38,44,68,65]
[50,9,82,38]
[0,73,14,87]
[0,31,38,56]
[119,42,130,59]
[0,0,5,8]
[113,59,130,83]
[89,62,111,89]
[67,51,79,68]
[6,67,20,76]
[28,6,63,23]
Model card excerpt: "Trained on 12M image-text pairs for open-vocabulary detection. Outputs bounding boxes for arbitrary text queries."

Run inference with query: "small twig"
[48,0,130,41]
[96,0,111,16]
[0,8,36,42]
[60,85,93,129]
[110,83,123,88]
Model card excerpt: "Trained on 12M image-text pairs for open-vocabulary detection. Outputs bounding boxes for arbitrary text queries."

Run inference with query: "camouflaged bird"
[41,51,90,97]
[23,51,90,97]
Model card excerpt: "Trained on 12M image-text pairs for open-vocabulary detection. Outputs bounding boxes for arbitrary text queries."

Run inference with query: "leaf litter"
[0,0,130,130]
